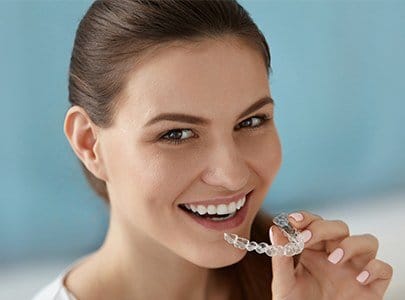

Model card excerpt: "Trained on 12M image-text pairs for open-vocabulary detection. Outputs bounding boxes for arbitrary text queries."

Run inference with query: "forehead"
[117,37,270,126]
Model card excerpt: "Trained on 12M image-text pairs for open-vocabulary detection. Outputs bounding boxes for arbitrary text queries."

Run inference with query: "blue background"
[1,0,404,265]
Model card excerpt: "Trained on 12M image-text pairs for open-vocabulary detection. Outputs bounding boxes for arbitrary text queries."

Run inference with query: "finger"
[299,219,350,250]
[287,210,323,230]
[355,258,393,297]
[326,234,379,269]
[269,225,296,298]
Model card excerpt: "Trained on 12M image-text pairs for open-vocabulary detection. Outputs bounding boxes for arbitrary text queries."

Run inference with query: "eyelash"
[158,114,272,145]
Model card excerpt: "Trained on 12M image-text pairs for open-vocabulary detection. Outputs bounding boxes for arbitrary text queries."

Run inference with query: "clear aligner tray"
[224,212,305,257]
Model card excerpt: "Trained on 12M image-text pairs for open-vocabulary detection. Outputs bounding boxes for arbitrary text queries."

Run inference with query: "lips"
[178,190,253,231]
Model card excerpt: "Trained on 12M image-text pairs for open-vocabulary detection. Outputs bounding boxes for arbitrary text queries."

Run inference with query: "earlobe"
[63,106,108,181]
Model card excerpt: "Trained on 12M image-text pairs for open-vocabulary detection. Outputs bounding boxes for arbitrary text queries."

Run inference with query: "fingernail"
[356,270,370,283]
[269,226,275,244]
[327,248,344,264]
[301,230,312,243]
[289,212,304,222]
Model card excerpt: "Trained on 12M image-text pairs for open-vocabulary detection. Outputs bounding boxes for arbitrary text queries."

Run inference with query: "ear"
[63,105,108,182]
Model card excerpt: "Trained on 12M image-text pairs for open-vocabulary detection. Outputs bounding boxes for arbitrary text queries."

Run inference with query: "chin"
[188,246,248,269]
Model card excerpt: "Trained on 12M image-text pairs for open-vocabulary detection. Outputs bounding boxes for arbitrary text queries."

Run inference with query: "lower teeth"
[210,211,236,221]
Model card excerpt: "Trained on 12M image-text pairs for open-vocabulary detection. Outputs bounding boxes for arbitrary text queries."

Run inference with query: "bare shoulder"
[63,253,102,300]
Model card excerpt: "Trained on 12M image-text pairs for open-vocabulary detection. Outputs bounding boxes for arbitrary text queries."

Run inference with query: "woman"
[33,1,393,299]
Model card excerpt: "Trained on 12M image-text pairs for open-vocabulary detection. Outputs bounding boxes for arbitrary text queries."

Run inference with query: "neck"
[67,210,230,300]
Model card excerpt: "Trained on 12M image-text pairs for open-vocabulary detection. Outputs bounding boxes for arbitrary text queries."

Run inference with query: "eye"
[159,128,196,145]
[158,114,272,145]
[234,113,272,131]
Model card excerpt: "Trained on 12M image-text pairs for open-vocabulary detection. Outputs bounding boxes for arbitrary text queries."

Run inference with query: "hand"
[269,211,393,300]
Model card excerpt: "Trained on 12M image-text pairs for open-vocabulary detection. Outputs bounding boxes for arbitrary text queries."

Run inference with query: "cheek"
[108,144,197,215]
[240,128,282,181]
[104,131,198,206]
[134,147,196,192]
[104,142,187,230]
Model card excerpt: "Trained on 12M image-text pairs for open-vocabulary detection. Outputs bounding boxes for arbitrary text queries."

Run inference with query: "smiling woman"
[32,1,393,300]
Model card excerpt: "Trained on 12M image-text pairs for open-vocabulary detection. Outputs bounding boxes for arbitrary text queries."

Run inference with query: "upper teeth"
[184,195,246,216]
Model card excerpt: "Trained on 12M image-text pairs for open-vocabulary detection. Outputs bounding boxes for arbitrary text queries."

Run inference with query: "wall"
[1,0,404,264]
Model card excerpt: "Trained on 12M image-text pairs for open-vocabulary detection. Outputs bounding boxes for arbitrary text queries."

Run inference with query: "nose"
[201,139,249,191]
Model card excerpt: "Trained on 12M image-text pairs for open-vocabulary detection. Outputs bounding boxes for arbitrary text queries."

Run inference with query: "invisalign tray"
[224,212,305,256]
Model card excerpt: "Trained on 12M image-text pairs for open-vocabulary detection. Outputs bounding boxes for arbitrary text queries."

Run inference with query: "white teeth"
[183,195,247,216]
[189,204,197,212]
[228,202,236,213]
[236,196,246,210]
[207,205,216,215]
[197,205,207,215]
[216,204,228,215]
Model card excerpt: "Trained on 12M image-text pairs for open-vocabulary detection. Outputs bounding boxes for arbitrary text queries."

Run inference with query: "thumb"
[269,225,296,296]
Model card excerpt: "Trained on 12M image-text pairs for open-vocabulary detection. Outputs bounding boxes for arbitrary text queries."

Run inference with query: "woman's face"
[98,36,282,268]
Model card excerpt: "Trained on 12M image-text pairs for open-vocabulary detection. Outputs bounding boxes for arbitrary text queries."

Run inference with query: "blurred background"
[1,0,404,299]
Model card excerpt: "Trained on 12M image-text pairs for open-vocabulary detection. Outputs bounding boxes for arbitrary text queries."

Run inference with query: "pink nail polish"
[301,230,312,243]
[356,270,370,283]
[289,212,304,222]
[327,248,344,264]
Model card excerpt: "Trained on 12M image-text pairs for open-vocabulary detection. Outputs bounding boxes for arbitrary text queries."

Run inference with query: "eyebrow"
[143,96,274,128]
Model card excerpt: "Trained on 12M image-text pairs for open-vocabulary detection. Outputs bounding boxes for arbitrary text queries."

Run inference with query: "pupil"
[169,131,181,139]
[242,120,251,127]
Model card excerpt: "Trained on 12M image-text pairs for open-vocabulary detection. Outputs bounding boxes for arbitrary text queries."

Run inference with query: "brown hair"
[68,1,277,298]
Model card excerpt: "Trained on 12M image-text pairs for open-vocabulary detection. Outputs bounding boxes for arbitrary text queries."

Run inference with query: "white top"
[32,255,91,300]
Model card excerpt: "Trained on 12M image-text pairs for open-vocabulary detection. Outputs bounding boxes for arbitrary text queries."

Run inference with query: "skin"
[63,36,393,299]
